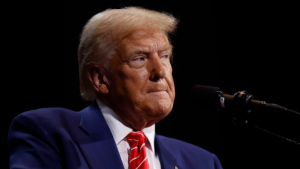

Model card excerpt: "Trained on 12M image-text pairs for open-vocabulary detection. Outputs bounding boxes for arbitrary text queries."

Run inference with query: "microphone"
[189,85,300,117]
[190,85,300,145]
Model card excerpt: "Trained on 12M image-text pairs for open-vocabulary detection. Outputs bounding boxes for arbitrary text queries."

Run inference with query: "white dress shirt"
[96,100,161,169]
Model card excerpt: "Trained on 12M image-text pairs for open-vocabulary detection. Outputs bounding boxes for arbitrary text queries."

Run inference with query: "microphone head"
[190,85,220,109]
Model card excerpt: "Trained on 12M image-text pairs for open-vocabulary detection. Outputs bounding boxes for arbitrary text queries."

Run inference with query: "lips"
[148,90,166,93]
[147,83,168,93]
[147,87,168,93]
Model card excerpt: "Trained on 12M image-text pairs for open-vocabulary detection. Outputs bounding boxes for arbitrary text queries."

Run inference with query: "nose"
[149,55,166,81]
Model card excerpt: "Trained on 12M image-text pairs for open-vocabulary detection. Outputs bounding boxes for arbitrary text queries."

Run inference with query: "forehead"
[117,30,172,53]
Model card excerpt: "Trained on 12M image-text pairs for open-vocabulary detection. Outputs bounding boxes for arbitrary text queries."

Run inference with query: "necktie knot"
[126,131,147,146]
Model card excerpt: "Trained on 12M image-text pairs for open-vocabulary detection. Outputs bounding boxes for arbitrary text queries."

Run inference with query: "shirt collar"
[96,99,156,151]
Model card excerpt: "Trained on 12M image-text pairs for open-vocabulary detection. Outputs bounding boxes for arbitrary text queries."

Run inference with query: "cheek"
[165,67,175,91]
[135,69,149,81]
[122,68,150,98]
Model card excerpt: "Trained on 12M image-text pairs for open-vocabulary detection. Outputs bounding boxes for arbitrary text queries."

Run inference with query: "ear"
[87,65,109,94]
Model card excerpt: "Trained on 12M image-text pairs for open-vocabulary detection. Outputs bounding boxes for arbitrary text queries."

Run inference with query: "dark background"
[4,1,299,168]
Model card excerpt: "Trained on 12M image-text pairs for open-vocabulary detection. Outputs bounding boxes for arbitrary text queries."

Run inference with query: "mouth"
[147,90,167,93]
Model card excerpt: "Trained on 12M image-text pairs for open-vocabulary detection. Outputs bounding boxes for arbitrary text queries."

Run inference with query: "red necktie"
[126,131,149,169]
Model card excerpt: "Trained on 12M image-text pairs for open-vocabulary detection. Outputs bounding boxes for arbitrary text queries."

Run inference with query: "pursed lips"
[147,89,167,93]
[147,83,168,93]
[149,90,166,93]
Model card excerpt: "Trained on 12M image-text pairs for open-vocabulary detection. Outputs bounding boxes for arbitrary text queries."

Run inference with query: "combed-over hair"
[78,7,178,101]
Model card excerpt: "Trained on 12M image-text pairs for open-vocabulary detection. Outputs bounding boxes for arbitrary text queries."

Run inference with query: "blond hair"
[78,7,178,101]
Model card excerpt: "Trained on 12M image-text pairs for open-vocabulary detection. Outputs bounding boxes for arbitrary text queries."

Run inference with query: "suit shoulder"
[16,107,77,120]
[8,108,86,169]
[21,107,76,115]
[156,135,212,156]
[156,135,223,168]
[11,107,80,130]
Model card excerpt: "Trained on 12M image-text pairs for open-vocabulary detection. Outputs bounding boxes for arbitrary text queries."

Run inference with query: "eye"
[130,56,146,68]
[133,57,146,61]
[161,55,168,59]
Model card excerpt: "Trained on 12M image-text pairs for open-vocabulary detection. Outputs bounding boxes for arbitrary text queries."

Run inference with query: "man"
[8,7,222,169]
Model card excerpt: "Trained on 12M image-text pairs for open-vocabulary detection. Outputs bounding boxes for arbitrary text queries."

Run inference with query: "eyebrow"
[127,45,173,56]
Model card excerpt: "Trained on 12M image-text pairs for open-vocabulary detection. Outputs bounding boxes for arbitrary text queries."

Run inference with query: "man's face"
[105,29,175,130]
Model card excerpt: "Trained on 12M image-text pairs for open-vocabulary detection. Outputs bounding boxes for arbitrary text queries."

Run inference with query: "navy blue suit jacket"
[8,102,223,169]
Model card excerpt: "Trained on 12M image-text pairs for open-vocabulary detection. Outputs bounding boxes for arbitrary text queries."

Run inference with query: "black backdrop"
[4,1,299,168]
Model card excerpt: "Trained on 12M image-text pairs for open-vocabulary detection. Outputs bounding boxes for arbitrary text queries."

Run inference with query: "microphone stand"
[219,90,300,146]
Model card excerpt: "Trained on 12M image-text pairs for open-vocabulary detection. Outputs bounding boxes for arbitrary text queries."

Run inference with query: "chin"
[144,110,170,128]
[147,100,173,118]
[132,101,173,130]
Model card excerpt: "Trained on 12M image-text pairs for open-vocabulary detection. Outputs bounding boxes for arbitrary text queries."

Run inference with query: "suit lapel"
[77,102,124,169]
[155,134,181,169]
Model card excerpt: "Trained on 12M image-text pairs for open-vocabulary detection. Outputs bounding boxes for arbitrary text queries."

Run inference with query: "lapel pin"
[175,166,178,169]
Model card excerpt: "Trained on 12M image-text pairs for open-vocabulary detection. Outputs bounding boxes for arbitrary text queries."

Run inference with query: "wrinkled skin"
[92,29,175,130]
